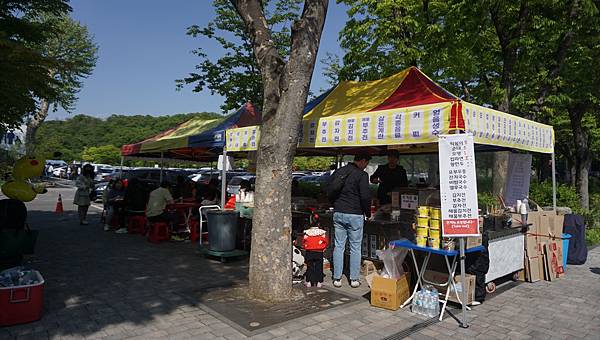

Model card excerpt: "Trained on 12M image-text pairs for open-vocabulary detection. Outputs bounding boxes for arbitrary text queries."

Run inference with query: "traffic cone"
[55,194,64,213]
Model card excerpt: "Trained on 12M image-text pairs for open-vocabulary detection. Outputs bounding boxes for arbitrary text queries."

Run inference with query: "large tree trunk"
[492,151,509,197]
[570,108,591,210]
[232,0,328,302]
[25,98,50,154]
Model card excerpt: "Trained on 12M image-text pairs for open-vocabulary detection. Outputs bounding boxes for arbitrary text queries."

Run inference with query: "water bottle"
[412,291,420,314]
[423,293,431,317]
[414,291,423,314]
[430,288,439,317]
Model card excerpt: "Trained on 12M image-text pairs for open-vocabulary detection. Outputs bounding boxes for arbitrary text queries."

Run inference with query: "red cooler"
[0,270,45,326]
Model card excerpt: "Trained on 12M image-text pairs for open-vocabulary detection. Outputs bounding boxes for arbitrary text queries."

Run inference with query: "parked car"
[52,166,67,178]
[94,167,115,182]
[226,175,256,195]
[298,175,329,187]
[94,182,109,202]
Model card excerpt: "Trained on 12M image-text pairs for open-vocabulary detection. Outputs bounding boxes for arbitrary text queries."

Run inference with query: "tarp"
[226,67,554,154]
[122,102,261,161]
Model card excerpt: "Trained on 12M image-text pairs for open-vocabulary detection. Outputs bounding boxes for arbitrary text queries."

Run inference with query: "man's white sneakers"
[350,280,361,288]
[333,280,342,288]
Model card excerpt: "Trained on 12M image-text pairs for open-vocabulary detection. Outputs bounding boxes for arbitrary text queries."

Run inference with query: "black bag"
[326,168,351,203]
[0,199,26,230]
[563,214,588,265]
[89,187,97,201]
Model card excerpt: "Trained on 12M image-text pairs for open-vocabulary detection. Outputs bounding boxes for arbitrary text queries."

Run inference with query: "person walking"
[74,164,95,225]
[327,154,372,288]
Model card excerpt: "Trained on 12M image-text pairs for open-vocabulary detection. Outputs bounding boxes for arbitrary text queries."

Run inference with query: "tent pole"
[221,149,227,209]
[119,157,124,178]
[160,152,164,182]
[552,152,557,210]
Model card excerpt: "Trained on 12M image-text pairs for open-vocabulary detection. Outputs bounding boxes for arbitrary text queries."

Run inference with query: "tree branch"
[282,0,328,92]
[230,0,285,120]
[531,0,579,114]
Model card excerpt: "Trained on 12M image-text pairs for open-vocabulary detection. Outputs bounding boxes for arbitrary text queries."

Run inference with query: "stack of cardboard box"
[515,210,565,282]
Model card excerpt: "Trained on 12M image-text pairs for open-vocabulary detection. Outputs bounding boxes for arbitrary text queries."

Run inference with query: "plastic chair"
[127,215,147,234]
[147,221,170,243]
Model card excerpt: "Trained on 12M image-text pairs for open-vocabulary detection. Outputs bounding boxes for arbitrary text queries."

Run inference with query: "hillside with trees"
[32,112,220,163]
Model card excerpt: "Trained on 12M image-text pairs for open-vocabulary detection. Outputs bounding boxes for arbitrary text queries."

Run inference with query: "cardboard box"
[370,273,410,311]
[543,240,565,281]
[423,270,476,305]
[524,234,538,253]
[524,254,542,282]
[466,235,482,248]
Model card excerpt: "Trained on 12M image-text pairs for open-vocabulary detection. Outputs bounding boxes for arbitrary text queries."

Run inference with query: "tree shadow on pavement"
[2,209,249,339]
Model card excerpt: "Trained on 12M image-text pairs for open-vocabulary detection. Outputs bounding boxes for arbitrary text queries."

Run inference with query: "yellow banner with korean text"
[298,102,453,148]
[462,102,554,154]
[225,125,260,152]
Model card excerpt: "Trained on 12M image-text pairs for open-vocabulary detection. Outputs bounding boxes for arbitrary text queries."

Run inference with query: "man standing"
[370,149,408,204]
[328,154,372,288]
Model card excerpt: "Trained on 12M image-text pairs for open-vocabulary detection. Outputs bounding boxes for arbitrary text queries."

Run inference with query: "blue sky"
[49,0,348,120]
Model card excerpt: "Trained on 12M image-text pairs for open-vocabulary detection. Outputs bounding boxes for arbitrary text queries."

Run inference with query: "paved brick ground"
[1,187,599,339]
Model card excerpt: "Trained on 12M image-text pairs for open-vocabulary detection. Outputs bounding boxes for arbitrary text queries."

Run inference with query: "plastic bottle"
[424,293,431,317]
[412,291,420,314]
[414,291,423,315]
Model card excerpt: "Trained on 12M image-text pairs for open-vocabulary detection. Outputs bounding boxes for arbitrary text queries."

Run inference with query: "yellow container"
[417,216,429,227]
[416,236,427,247]
[428,237,440,249]
[417,206,430,217]
[429,228,440,239]
[429,218,441,229]
[416,227,429,237]
[430,208,441,220]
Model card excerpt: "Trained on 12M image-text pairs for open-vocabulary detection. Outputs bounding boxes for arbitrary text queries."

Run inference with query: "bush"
[528,181,582,211]
[587,228,600,246]
[478,192,497,212]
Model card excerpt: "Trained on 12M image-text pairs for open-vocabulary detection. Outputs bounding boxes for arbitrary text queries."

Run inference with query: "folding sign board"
[438,134,480,237]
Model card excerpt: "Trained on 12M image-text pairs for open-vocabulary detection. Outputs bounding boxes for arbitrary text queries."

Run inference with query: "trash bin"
[562,233,571,268]
[206,210,239,252]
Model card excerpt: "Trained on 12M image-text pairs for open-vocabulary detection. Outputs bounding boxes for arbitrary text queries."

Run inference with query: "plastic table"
[389,239,484,321]
[167,202,201,231]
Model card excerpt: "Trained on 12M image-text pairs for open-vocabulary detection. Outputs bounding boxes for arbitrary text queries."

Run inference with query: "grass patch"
[586,228,600,247]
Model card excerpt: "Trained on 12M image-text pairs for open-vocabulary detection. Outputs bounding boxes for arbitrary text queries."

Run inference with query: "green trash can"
[206,210,239,252]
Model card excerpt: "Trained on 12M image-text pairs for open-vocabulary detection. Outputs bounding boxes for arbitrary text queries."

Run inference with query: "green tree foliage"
[26,14,99,148]
[81,145,121,164]
[293,156,334,170]
[329,0,600,208]
[176,0,303,113]
[33,112,220,162]
[0,0,71,130]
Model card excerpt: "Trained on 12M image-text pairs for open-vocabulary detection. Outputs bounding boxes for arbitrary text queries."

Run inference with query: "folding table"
[389,239,484,321]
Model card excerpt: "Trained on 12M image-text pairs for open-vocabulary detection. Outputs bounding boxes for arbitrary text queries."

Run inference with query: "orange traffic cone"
[55,194,64,213]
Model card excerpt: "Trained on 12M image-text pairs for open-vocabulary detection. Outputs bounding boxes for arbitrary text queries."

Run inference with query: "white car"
[52,167,67,178]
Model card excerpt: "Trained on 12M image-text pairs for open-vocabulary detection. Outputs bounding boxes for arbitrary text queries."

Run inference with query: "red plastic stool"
[128,215,147,234]
[147,222,170,243]
[189,219,200,242]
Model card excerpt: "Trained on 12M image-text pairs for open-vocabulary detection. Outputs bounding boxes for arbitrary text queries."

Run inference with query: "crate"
[0,270,45,326]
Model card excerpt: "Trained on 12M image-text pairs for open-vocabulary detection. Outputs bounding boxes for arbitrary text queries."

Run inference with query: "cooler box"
[0,270,45,326]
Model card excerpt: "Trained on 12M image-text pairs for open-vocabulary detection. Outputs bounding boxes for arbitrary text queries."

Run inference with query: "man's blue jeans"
[332,212,364,281]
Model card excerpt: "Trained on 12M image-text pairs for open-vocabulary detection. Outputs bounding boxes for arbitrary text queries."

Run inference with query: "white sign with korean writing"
[401,194,419,210]
[439,133,480,237]
[504,153,532,207]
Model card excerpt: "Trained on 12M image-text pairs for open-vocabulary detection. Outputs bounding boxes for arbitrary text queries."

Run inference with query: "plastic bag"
[376,247,409,279]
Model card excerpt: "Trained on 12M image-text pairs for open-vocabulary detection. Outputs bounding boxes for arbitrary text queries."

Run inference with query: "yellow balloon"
[1,180,37,202]
[13,155,45,180]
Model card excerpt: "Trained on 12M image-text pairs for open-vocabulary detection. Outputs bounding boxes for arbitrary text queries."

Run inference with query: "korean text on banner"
[439,134,480,237]
[504,153,532,207]
[225,126,260,152]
